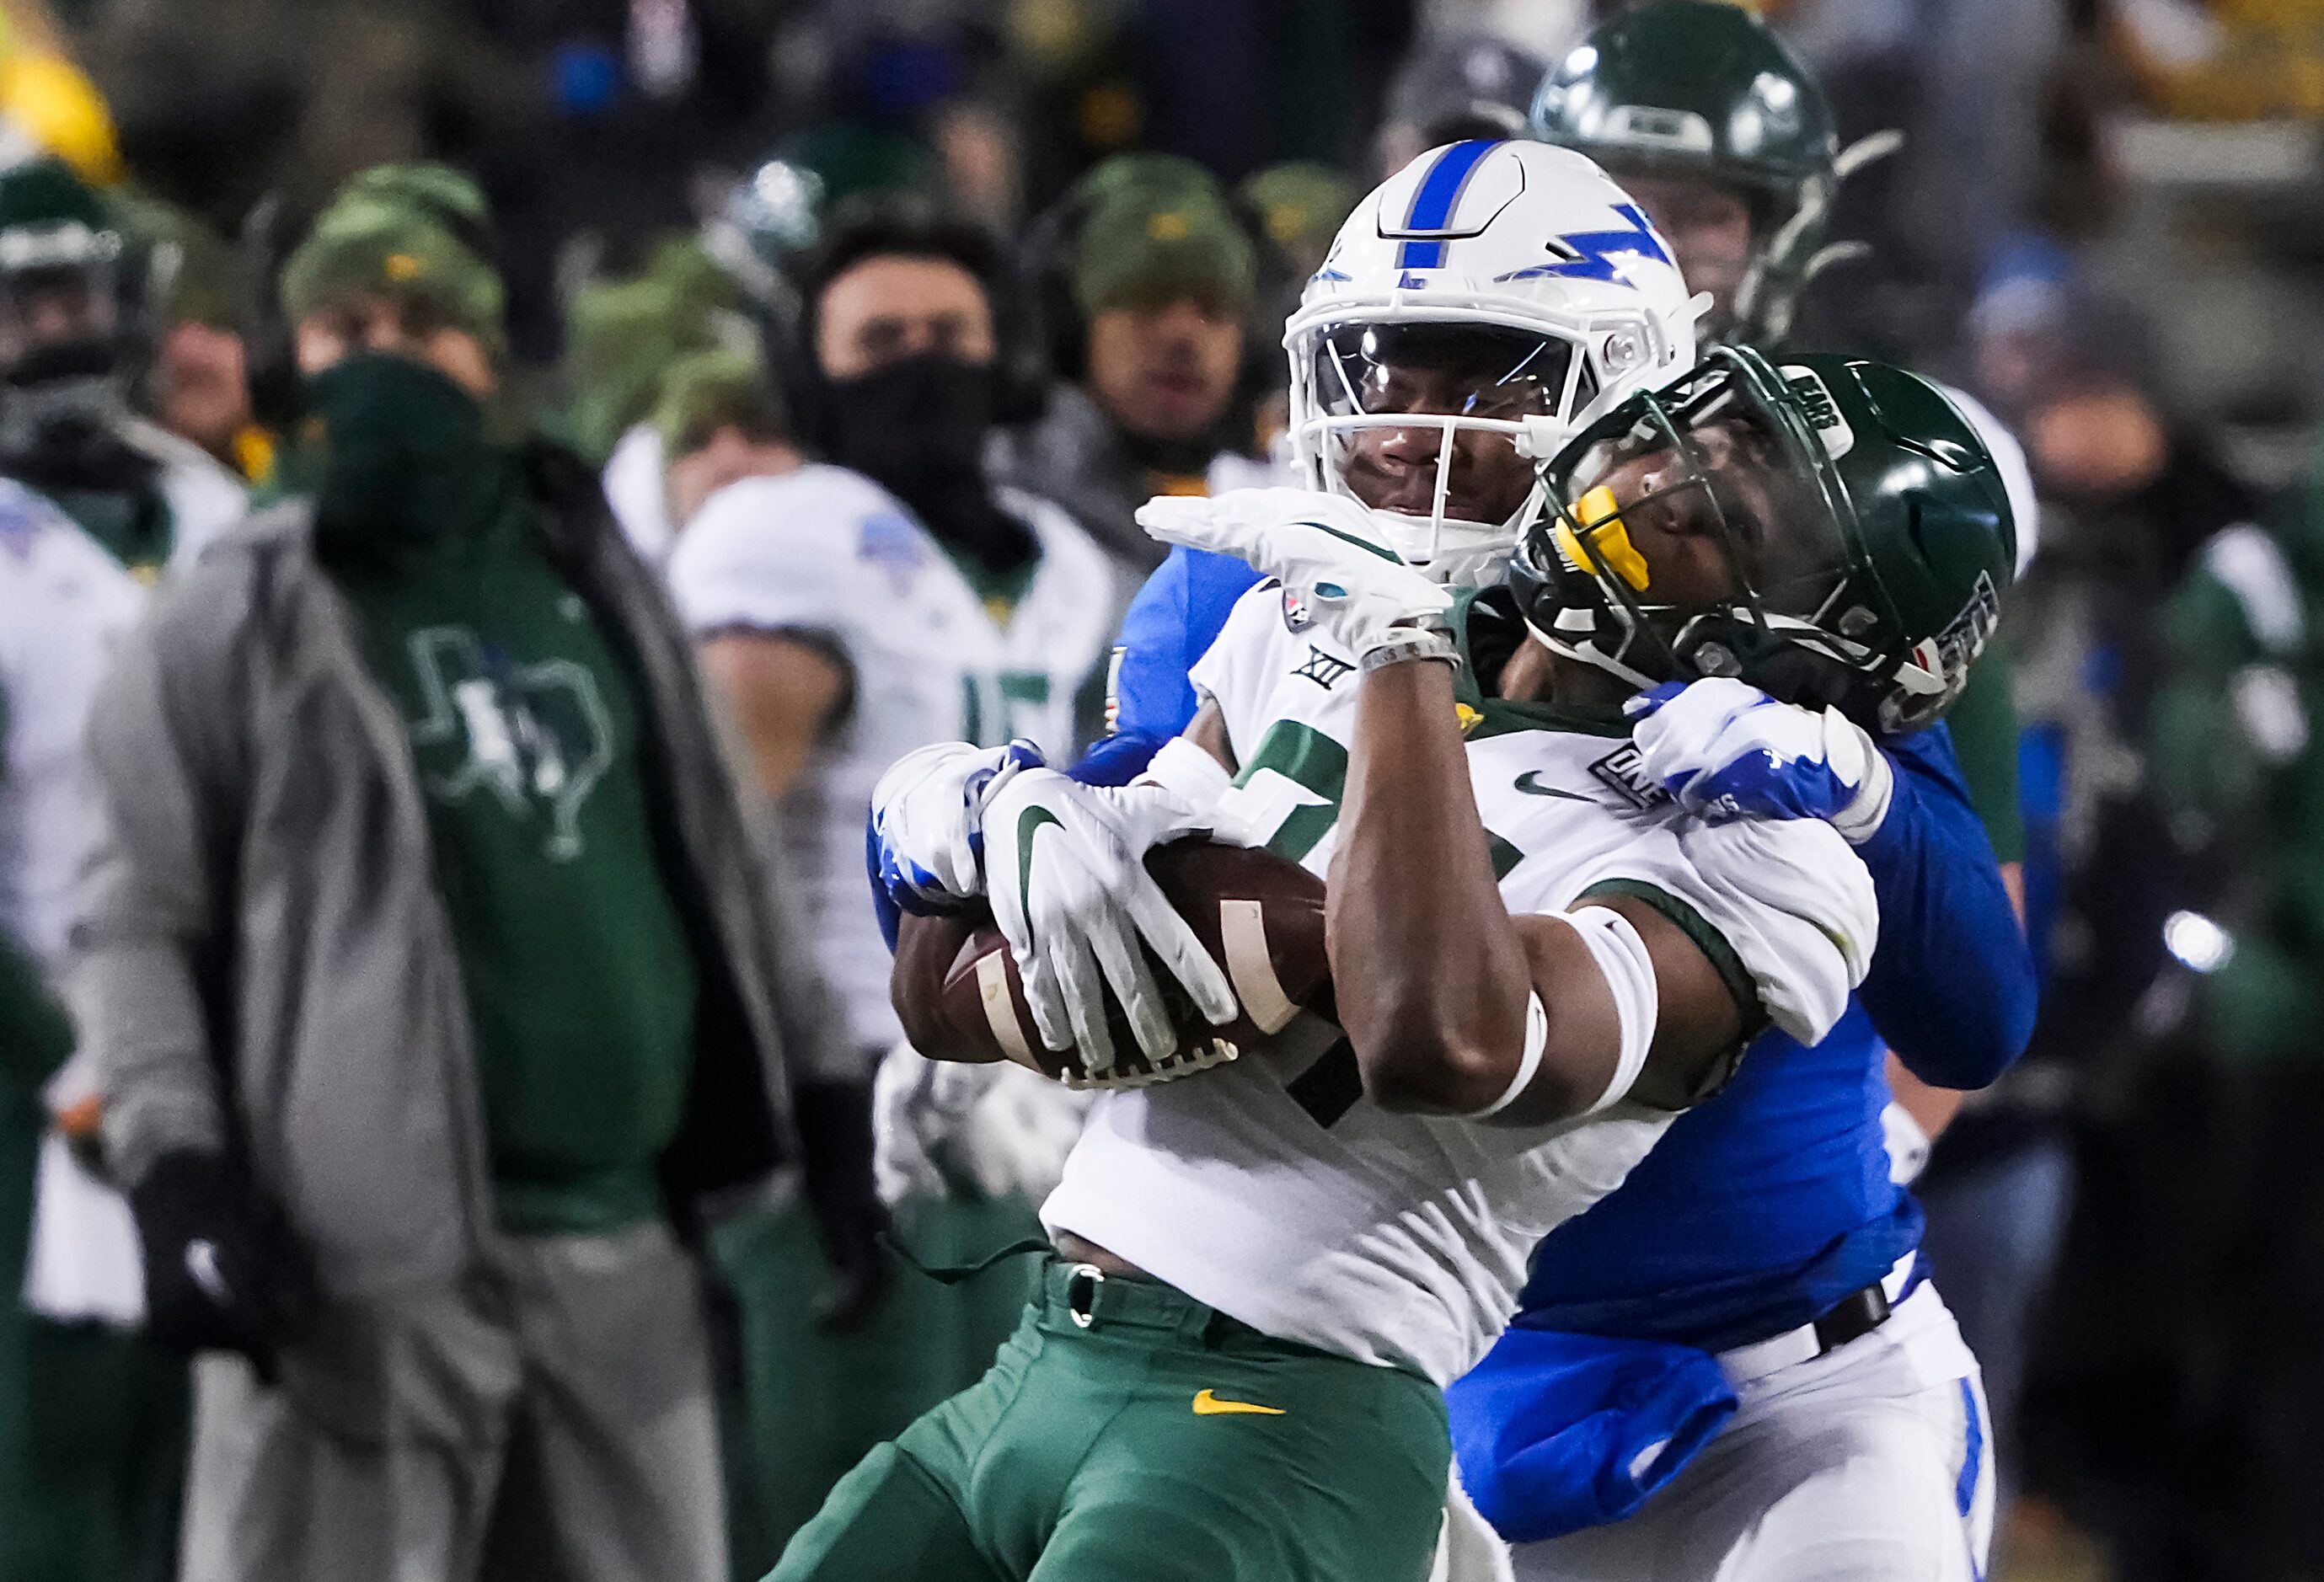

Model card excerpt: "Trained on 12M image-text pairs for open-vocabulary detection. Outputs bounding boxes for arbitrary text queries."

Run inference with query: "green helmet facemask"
[1511,346,2016,735]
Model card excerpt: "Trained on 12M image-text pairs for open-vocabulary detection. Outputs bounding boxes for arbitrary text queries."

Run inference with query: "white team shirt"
[0,455,239,965]
[1041,584,1876,1387]
[602,422,673,566]
[1,457,244,1331]
[667,464,1119,1050]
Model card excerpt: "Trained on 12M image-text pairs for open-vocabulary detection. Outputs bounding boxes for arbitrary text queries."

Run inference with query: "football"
[892,839,1332,1089]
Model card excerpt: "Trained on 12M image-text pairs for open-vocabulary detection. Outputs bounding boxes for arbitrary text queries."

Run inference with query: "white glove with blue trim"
[868,740,1046,918]
[1625,677,1894,844]
[1137,489,1454,659]
[980,766,1239,1072]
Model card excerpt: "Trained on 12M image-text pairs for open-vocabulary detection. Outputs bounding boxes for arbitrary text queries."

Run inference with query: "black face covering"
[823,353,1034,576]
[301,352,513,561]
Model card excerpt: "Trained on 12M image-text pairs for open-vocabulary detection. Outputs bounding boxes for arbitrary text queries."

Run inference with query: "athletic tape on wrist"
[1465,991,1549,1120]
[1559,906,1660,1114]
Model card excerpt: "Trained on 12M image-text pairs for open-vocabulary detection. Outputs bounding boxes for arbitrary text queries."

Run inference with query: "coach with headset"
[661,197,1121,1547]
[993,156,1285,576]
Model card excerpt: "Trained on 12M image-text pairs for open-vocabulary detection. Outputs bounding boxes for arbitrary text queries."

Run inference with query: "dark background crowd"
[4,1,2324,1579]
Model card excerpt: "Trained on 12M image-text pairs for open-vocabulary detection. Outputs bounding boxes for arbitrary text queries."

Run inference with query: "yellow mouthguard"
[1552,485,1652,591]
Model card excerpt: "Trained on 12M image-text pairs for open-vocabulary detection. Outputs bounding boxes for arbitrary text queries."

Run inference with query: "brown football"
[892,839,1332,1088]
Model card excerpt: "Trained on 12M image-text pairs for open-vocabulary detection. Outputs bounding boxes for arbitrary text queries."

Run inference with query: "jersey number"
[1234,720,1523,1130]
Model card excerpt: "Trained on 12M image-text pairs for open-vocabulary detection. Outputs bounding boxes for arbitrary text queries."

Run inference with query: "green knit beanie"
[1071,157,1255,318]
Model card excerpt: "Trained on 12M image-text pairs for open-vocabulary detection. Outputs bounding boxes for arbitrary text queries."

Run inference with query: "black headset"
[775,195,1050,457]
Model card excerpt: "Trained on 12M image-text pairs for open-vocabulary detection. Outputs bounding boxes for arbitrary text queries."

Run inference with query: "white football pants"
[1450,1283,1995,1582]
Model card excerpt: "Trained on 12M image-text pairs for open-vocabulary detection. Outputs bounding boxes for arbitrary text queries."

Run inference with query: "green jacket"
[2151,499,2324,1061]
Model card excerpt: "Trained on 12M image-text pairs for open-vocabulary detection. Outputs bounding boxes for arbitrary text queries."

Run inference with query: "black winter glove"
[794,1077,892,1333]
[128,1149,315,1379]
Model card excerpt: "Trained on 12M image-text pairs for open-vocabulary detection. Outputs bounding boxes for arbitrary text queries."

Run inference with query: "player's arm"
[1849,724,2034,1092]
[1328,659,1743,1125]
[698,632,849,800]
[1072,546,1262,787]
[1628,677,2035,1093]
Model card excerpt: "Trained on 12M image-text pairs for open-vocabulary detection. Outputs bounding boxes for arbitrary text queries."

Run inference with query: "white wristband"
[1465,991,1549,1120]
[1138,734,1234,810]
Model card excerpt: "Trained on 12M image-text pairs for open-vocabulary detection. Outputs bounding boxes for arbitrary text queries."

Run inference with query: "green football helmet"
[0,158,136,453]
[1509,346,2016,735]
[1529,0,1877,345]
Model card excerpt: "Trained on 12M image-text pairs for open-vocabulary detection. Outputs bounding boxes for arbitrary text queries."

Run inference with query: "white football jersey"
[1041,583,1875,1387]
[0,481,153,965]
[667,464,1120,1050]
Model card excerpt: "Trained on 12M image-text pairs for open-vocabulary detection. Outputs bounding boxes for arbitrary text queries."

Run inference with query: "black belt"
[1810,1280,1893,1355]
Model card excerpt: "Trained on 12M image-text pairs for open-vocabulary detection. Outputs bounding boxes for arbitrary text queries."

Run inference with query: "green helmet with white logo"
[1529,0,1845,345]
[1510,346,2016,735]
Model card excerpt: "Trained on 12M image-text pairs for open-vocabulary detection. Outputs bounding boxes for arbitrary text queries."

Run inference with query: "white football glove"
[870,1043,1095,1206]
[1625,678,1894,844]
[1137,489,1454,660]
[871,1043,992,1205]
[955,1065,1095,1205]
[980,766,1238,1071]
[868,740,1045,914]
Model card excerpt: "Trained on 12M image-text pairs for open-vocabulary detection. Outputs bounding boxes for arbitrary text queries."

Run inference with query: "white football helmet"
[1284,140,1698,584]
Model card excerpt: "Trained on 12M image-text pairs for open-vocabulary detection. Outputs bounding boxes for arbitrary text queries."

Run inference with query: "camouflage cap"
[561,236,748,462]
[335,163,493,248]
[280,164,503,343]
[1237,163,1356,258]
[1071,156,1254,317]
[652,345,788,461]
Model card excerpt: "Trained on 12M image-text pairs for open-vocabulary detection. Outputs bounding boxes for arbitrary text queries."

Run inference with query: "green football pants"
[768,1258,1451,1582]
[0,1093,189,1582]
[712,1192,1046,1570]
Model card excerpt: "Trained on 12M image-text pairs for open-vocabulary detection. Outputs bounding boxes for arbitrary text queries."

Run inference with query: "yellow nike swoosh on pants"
[1191,1389,1286,1416]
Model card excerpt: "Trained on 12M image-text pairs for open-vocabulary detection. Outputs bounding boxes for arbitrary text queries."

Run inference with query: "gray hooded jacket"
[72,448,843,1299]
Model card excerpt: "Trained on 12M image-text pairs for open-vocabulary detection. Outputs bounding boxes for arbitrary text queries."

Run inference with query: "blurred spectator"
[0,155,244,1582]
[110,192,271,481]
[996,155,1280,574]
[1373,29,1544,177]
[562,234,769,566]
[1237,161,1357,292]
[2079,436,2324,1577]
[76,163,850,1582]
[661,199,1118,1546]
[654,345,799,530]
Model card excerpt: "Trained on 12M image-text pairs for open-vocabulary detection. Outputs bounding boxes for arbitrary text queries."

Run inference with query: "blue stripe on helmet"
[1395,139,1500,270]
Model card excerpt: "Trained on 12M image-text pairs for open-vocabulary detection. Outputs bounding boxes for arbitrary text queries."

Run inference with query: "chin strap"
[1529,610,1665,693]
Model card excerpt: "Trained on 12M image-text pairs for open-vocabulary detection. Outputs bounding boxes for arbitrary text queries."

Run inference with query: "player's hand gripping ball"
[893,842,1333,1090]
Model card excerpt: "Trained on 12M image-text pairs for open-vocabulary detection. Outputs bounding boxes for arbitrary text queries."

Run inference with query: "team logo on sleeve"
[1291,646,1354,691]
[1282,586,1315,633]
[857,511,927,596]
[1588,743,1672,810]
